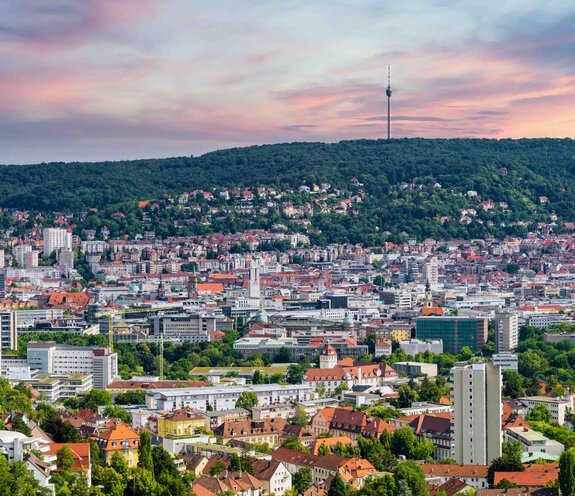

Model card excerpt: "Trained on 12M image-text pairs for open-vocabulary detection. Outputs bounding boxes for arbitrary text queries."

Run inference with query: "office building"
[494,311,519,352]
[0,312,17,351]
[451,362,502,465]
[416,317,488,353]
[152,312,216,342]
[519,396,573,426]
[43,228,72,256]
[27,342,118,389]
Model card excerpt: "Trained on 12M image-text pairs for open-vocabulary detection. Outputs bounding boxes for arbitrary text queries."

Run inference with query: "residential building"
[309,407,394,440]
[0,311,17,351]
[213,418,288,448]
[416,317,488,353]
[390,412,453,460]
[251,459,292,496]
[193,471,263,496]
[43,228,72,256]
[272,447,377,486]
[157,409,206,439]
[46,442,91,486]
[146,384,312,411]
[94,421,140,467]
[492,464,559,488]
[451,362,502,465]
[374,338,392,357]
[494,311,519,352]
[421,464,489,489]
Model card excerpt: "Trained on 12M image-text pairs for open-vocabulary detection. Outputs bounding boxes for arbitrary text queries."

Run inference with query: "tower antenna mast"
[386,65,392,141]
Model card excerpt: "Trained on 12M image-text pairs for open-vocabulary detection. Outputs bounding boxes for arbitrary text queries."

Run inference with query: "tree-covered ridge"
[2,138,575,242]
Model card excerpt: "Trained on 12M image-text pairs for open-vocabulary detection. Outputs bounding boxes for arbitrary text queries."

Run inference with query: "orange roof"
[312,436,354,455]
[422,307,444,316]
[196,283,224,294]
[95,422,139,451]
[494,465,559,487]
[421,464,489,478]
[48,292,90,307]
[338,458,377,481]
[47,442,90,472]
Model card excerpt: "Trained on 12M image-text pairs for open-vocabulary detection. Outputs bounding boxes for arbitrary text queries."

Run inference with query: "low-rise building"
[420,464,489,489]
[399,339,443,356]
[157,409,206,439]
[94,421,140,467]
[505,426,564,457]
[394,361,438,377]
[146,384,312,411]
[492,352,519,371]
[374,339,392,357]
[251,459,292,496]
[310,407,394,440]
[390,412,452,460]
[213,418,288,448]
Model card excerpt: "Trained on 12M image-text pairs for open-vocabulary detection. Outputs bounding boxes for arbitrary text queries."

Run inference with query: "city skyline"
[2,0,575,164]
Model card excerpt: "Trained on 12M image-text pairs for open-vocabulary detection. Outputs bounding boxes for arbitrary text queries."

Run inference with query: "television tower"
[386,65,392,141]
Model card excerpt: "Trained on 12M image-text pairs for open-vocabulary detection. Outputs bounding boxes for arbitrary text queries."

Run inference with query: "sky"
[1,0,575,164]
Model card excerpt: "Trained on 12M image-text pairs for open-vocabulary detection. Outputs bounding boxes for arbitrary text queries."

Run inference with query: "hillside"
[2,138,575,243]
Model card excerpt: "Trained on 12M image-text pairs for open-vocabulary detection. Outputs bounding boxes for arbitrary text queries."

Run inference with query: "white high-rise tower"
[43,228,72,256]
[248,258,261,301]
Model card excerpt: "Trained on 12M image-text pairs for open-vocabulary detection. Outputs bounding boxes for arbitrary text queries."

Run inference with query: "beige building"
[451,362,501,465]
[494,311,519,352]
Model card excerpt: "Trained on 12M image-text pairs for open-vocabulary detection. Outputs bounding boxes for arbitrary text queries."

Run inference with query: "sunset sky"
[1,0,575,164]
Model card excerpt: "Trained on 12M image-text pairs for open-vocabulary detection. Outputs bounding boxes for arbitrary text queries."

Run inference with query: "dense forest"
[3,138,575,242]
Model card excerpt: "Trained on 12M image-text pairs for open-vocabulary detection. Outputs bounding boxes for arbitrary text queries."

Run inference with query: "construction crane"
[95,305,179,351]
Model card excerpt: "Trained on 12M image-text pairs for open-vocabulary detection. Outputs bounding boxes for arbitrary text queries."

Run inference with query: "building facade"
[27,342,118,389]
[451,362,502,465]
[494,311,519,353]
[416,317,488,353]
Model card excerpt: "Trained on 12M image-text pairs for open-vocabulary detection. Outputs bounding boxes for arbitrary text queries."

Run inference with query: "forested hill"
[2,138,575,242]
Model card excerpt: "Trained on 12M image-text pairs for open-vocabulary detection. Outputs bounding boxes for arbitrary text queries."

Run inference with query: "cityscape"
[1,2,575,496]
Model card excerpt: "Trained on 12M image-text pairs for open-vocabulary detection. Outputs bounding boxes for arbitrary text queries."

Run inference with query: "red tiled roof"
[47,442,91,472]
[493,465,559,488]
[421,464,489,478]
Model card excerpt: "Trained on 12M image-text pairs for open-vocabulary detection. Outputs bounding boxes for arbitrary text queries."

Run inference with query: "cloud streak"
[1,0,575,164]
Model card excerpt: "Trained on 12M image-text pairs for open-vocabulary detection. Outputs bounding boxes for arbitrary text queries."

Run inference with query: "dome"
[255,307,268,323]
[343,315,354,326]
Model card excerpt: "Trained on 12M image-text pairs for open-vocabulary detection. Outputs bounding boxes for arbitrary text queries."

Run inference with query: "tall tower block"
[386,65,392,141]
